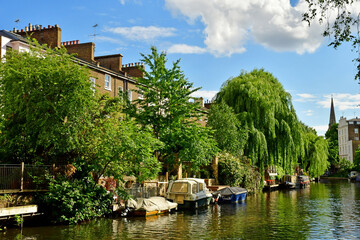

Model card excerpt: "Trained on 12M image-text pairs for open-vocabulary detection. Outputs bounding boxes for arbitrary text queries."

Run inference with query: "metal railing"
[0,163,52,192]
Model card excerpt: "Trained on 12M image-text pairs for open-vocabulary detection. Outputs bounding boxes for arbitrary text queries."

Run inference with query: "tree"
[325,123,339,169]
[129,46,218,175]
[215,69,303,173]
[0,42,94,164]
[304,0,360,80]
[215,69,329,177]
[207,102,247,156]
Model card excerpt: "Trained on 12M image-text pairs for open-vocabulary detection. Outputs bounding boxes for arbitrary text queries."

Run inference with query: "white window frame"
[127,89,132,102]
[105,74,111,90]
[355,128,359,134]
[90,77,96,94]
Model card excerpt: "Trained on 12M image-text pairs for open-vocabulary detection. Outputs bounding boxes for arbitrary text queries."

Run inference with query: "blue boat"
[213,187,247,203]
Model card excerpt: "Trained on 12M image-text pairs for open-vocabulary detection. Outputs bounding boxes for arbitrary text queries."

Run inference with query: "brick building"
[338,117,360,163]
[0,24,143,102]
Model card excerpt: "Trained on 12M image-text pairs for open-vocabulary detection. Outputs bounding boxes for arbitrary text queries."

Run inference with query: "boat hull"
[217,192,247,203]
[176,196,212,209]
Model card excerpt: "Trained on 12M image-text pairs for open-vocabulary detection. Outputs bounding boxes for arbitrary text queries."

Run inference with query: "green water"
[2,180,360,240]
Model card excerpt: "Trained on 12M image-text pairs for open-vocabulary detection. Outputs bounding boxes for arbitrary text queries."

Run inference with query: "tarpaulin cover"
[127,196,177,212]
[212,187,247,197]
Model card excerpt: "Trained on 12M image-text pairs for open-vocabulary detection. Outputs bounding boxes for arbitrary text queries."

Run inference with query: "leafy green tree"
[129,46,218,174]
[215,69,303,173]
[79,96,162,183]
[325,123,339,168]
[207,102,247,156]
[0,42,94,164]
[304,0,360,80]
[215,69,329,177]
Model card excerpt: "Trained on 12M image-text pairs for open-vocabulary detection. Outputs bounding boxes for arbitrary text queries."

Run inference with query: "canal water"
[2,179,360,240]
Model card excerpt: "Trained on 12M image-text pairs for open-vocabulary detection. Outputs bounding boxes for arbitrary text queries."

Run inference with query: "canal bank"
[2,180,360,240]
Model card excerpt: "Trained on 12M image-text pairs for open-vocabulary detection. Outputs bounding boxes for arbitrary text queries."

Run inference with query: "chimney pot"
[40,25,43,29]
[21,29,24,32]
[25,27,28,31]
[48,25,51,28]
[29,23,32,29]
[76,40,79,44]
[55,24,59,27]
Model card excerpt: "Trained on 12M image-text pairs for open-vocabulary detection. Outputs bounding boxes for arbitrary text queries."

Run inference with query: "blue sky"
[1,0,360,135]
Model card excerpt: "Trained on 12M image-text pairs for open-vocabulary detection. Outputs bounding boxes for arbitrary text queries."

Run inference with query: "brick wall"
[17,24,61,48]
[122,63,144,78]
[95,54,122,72]
[65,42,95,63]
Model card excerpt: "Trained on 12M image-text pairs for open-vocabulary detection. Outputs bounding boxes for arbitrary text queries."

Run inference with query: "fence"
[0,163,52,192]
[124,182,168,198]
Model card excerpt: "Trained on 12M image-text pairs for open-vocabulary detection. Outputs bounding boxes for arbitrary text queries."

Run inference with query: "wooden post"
[20,162,24,191]
[212,156,219,184]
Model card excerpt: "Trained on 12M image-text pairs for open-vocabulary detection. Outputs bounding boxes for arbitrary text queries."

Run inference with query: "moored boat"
[125,196,178,217]
[165,178,212,209]
[212,187,247,203]
[297,175,310,188]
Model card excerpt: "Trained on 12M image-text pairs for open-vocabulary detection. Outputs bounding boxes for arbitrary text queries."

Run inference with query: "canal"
[2,179,360,239]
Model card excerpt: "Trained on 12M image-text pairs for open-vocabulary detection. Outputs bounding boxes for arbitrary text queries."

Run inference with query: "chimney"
[17,24,62,48]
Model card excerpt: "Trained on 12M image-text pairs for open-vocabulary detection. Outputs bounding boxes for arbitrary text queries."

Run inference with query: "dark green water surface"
[2,180,360,240]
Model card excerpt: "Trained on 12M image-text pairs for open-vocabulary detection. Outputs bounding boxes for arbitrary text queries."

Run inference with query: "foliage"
[207,102,247,156]
[218,152,262,193]
[303,0,360,80]
[325,123,340,168]
[354,146,360,170]
[128,46,218,173]
[79,95,163,183]
[39,176,113,224]
[215,69,329,177]
[215,69,303,174]
[338,157,354,171]
[13,215,23,226]
[0,40,94,164]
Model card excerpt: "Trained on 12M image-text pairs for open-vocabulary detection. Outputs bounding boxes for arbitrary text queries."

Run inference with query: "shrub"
[218,152,262,193]
[39,176,113,224]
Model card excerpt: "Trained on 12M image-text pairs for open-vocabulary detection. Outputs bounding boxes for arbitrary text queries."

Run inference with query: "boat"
[125,196,178,217]
[349,171,359,180]
[212,187,247,203]
[281,175,297,189]
[165,178,212,209]
[297,175,310,188]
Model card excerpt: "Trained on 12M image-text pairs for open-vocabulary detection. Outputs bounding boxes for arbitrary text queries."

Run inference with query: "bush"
[39,176,113,224]
[218,152,262,193]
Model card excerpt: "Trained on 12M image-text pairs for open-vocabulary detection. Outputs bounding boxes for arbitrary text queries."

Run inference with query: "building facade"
[338,117,360,163]
[0,24,143,102]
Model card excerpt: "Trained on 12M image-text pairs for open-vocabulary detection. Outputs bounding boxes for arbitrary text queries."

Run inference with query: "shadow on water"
[2,180,360,239]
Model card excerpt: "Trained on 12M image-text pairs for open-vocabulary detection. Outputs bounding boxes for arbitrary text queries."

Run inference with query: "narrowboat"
[282,175,297,189]
[165,178,212,209]
[212,187,247,203]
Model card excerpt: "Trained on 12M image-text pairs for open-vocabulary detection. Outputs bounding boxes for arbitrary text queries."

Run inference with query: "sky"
[1,0,360,136]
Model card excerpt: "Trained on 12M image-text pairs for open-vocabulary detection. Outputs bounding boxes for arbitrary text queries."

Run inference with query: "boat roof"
[213,187,247,196]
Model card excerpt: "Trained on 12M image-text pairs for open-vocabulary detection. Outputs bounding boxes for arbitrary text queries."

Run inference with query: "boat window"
[199,183,204,191]
[192,183,198,194]
[171,182,188,193]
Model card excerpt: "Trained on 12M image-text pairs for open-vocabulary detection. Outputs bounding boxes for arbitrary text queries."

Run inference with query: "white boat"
[165,178,212,209]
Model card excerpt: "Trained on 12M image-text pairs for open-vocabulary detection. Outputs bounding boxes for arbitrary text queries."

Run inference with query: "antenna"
[14,19,20,29]
[90,24,99,43]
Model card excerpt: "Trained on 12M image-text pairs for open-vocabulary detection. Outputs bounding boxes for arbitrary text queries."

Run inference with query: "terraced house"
[0,23,143,101]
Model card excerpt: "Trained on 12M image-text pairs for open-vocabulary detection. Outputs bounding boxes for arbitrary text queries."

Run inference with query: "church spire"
[329,95,336,129]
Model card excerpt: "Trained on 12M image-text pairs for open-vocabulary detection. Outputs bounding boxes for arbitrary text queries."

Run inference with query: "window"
[90,77,96,94]
[355,137,359,141]
[127,89,132,102]
[355,128,359,134]
[105,74,111,90]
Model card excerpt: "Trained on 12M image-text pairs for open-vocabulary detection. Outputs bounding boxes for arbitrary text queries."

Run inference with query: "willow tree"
[215,69,304,173]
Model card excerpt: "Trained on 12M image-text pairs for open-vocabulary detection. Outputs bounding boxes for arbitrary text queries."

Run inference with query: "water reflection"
[2,180,360,239]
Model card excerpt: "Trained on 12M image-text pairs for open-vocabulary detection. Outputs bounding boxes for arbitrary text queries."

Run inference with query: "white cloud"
[104,26,176,41]
[167,44,206,54]
[295,93,317,102]
[165,0,327,56]
[191,90,217,101]
[312,125,328,136]
[318,93,360,111]
[304,110,314,116]
[96,36,125,45]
